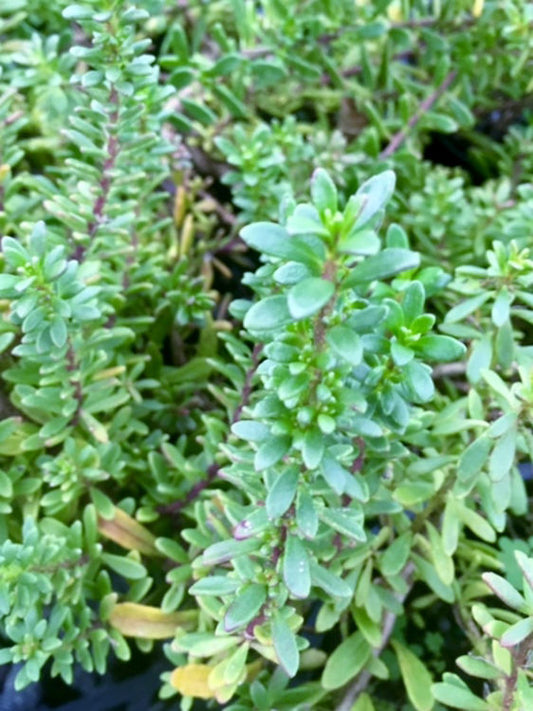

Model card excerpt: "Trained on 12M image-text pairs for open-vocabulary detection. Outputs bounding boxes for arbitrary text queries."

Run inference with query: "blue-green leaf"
[287,278,334,320]
[272,614,299,678]
[283,535,310,599]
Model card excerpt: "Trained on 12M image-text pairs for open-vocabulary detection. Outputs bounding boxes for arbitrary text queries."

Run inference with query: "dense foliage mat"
[1,1,533,709]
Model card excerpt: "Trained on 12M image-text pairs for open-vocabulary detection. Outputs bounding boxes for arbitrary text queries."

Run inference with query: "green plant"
[1,1,533,709]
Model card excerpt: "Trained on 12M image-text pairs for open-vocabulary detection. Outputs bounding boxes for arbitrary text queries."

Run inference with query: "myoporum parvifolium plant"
[1,1,533,710]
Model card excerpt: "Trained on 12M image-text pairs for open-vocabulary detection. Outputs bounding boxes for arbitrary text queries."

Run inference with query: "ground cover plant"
[0,1,533,709]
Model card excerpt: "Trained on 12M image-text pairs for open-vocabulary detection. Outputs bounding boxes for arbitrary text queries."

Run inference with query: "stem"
[380,70,457,159]
[502,633,533,711]
[337,563,416,710]
[232,343,263,423]
[75,88,120,260]
[159,343,263,516]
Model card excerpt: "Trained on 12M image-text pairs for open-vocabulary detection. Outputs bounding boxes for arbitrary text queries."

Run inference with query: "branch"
[158,343,263,516]
[380,70,457,159]
[432,361,467,379]
[337,563,415,711]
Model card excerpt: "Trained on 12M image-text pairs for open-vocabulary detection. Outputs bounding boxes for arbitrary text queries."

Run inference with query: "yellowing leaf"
[98,507,159,556]
[109,603,196,639]
[170,664,215,699]
[472,0,484,18]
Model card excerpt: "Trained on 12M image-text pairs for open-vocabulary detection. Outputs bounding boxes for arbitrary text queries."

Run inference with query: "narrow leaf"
[283,535,311,599]
[272,614,299,677]
[224,584,267,632]
[392,639,434,711]
[344,249,420,287]
[109,603,195,639]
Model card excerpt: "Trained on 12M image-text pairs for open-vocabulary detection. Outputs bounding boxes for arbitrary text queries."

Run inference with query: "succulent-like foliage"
[0,1,533,710]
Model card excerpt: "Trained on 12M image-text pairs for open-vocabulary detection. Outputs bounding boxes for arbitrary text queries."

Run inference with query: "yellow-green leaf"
[109,603,196,639]
[391,639,434,711]
[170,664,215,699]
[98,507,159,556]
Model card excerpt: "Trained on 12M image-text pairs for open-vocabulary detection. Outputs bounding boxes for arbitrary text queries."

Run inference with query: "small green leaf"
[63,4,95,20]
[311,168,337,216]
[240,222,316,265]
[386,223,409,248]
[101,553,147,580]
[500,617,533,648]
[296,488,319,539]
[189,577,242,596]
[321,455,348,495]
[287,278,334,320]
[467,335,493,384]
[322,632,371,689]
[457,437,491,489]
[417,335,466,362]
[491,287,512,327]
[456,655,501,680]
[254,435,291,471]
[272,613,299,678]
[421,112,458,133]
[266,467,300,519]
[302,427,325,469]
[404,360,434,402]
[353,606,382,647]
[200,538,261,566]
[432,675,490,710]
[224,584,267,632]
[244,296,292,333]
[515,551,533,592]
[392,639,434,711]
[283,535,311,599]
[327,326,362,366]
[482,573,528,612]
[488,427,516,482]
[231,421,270,442]
[391,341,414,366]
[310,560,352,598]
[354,170,396,229]
[344,249,420,287]
[402,281,425,324]
[446,293,491,323]
[319,507,366,541]
[380,532,412,577]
